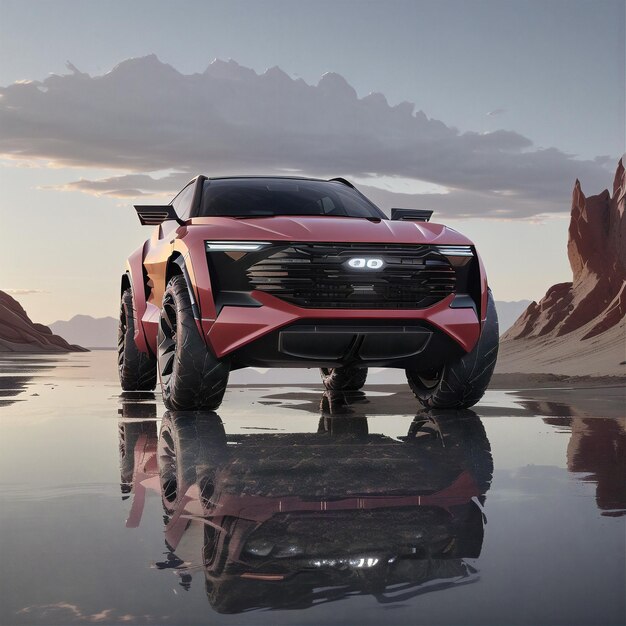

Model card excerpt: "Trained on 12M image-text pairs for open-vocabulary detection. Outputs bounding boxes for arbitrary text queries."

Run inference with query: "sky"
[0,0,624,323]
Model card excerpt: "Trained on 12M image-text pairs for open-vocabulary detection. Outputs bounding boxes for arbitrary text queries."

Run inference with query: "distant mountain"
[0,291,87,352]
[49,315,117,349]
[495,300,533,334]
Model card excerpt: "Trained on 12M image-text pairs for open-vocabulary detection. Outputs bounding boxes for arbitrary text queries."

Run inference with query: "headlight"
[205,241,270,251]
[435,245,474,268]
[435,245,473,257]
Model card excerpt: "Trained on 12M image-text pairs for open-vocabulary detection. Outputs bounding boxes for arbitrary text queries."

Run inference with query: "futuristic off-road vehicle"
[118,176,498,410]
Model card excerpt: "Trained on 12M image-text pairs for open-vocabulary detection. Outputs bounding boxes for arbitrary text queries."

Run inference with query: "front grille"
[245,244,456,309]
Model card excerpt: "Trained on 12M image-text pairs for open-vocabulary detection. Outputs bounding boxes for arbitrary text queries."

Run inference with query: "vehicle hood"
[186,216,473,246]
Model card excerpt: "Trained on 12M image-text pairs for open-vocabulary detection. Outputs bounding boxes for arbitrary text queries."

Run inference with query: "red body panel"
[187,215,474,248]
[208,291,480,358]
[173,229,218,321]
[125,243,150,353]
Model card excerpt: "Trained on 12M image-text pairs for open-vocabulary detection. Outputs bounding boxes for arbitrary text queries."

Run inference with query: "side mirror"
[390,208,433,222]
[134,205,185,226]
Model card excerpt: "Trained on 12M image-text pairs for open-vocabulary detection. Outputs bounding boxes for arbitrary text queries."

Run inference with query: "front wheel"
[406,290,499,409]
[320,366,368,391]
[157,275,230,410]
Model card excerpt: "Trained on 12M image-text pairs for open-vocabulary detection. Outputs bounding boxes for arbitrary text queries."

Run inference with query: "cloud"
[486,108,507,117]
[356,184,548,220]
[46,172,191,198]
[0,55,615,218]
[17,602,164,623]
[2,288,48,295]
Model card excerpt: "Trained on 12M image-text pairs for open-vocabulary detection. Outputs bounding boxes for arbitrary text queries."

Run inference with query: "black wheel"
[118,288,157,391]
[320,366,368,390]
[406,290,499,409]
[158,275,230,410]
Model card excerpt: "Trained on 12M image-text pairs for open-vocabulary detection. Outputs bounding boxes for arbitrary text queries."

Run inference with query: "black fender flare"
[169,255,201,320]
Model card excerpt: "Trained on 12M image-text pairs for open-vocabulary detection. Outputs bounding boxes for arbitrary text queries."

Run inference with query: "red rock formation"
[504,158,626,341]
[0,291,88,352]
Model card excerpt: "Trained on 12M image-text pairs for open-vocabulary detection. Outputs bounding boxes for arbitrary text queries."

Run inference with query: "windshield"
[197,178,385,219]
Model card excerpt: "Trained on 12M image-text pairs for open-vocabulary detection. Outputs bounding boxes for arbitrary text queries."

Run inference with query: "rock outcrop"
[0,291,88,352]
[498,159,625,376]
[504,159,625,342]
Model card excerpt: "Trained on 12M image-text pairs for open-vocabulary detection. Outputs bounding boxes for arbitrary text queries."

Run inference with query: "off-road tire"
[320,367,368,391]
[118,288,157,391]
[406,290,499,409]
[157,275,229,410]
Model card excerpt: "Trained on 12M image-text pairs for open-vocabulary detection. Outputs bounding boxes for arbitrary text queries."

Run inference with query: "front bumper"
[205,291,480,368]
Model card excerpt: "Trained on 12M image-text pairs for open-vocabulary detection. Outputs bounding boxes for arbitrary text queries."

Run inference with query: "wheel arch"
[124,243,152,354]
[169,230,218,337]
[474,250,490,324]
[165,253,201,320]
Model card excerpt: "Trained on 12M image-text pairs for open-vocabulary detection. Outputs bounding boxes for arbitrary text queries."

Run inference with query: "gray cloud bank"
[0,55,616,218]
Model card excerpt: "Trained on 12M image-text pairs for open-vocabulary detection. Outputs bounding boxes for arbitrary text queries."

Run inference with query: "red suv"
[118,176,498,410]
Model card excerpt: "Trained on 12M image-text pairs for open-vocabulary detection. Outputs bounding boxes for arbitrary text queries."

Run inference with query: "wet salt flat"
[0,351,624,626]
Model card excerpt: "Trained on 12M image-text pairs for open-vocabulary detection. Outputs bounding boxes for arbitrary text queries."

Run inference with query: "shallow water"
[0,351,624,625]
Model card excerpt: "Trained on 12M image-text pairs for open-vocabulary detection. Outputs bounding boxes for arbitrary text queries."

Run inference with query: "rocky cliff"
[0,291,88,352]
[498,159,625,376]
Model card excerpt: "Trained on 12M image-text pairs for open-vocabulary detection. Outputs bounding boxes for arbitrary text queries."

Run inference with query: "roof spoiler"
[390,208,433,222]
[134,205,185,226]
[329,177,355,188]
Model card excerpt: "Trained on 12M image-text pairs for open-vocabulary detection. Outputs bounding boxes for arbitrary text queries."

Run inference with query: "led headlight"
[205,241,270,252]
[435,245,473,257]
[435,245,474,268]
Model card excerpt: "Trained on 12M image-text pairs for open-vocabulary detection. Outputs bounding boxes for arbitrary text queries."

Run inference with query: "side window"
[171,184,195,220]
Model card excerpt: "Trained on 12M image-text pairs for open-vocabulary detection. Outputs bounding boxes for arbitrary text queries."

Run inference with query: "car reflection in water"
[117,392,158,500]
[118,392,493,614]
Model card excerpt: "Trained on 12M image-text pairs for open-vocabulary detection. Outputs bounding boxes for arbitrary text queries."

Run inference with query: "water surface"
[1,352,624,625]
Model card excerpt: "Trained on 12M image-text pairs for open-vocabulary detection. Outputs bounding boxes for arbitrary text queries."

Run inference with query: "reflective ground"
[0,352,624,626]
